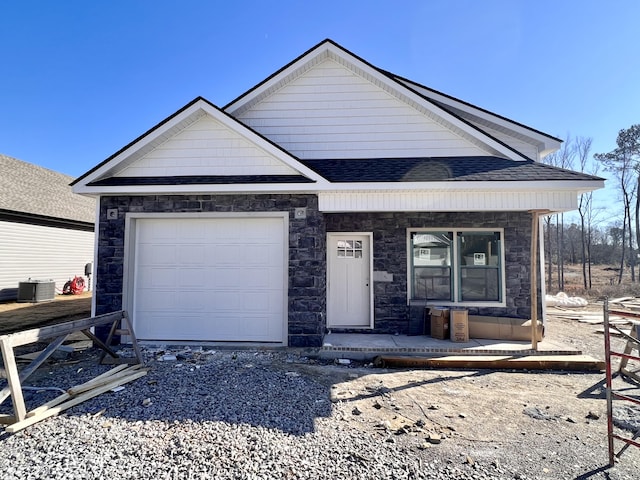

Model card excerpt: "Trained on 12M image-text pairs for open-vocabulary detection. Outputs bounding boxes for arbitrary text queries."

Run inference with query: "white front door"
[327,233,372,328]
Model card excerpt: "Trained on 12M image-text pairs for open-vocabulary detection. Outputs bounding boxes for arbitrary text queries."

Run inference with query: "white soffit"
[318,189,581,213]
[225,41,524,161]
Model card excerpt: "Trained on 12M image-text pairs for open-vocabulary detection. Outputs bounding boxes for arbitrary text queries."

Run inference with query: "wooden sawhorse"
[0,310,143,429]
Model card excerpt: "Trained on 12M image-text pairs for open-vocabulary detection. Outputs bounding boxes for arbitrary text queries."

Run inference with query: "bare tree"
[595,149,635,283]
[575,136,593,289]
[552,135,576,290]
[596,125,640,283]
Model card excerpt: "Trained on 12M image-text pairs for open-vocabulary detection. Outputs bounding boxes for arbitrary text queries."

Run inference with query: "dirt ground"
[278,308,640,477]
[1,287,639,476]
[0,292,91,335]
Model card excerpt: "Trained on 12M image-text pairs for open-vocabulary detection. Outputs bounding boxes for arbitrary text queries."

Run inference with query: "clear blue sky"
[1,0,638,213]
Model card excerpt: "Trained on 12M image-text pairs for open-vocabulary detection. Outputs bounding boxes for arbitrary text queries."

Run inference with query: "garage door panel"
[139,222,177,243]
[211,268,244,289]
[176,291,207,311]
[243,291,285,313]
[139,245,176,264]
[134,217,286,343]
[177,245,206,264]
[245,244,282,266]
[178,268,207,287]
[209,291,243,311]
[138,267,177,288]
[213,244,243,265]
[137,289,177,310]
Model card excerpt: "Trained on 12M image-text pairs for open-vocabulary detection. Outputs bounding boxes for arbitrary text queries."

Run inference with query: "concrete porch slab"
[320,333,582,361]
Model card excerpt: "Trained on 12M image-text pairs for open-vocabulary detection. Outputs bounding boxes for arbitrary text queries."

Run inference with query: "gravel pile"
[1,347,638,479]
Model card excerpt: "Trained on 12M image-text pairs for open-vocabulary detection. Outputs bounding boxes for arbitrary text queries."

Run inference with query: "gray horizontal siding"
[0,220,95,296]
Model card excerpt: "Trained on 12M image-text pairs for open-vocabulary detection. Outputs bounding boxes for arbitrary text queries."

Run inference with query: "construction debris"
[5,364,148,433]
[545,292,588,308]
[546,296,640,328]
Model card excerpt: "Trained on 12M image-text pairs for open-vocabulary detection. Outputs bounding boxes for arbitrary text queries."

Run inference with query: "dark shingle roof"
[0,154,95,224]
[88,175,315,186]
[299,157,603,183]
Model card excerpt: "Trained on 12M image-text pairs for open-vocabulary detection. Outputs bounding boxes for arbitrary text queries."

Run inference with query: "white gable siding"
[472,123,540,161]
[235,59,491,160]
[115,115,299,177]
[0,221,94,295]
[442,107,541,160]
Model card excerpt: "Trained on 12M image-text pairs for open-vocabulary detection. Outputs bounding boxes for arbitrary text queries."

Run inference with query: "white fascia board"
[312,179,604,193]
[396,78,561,156]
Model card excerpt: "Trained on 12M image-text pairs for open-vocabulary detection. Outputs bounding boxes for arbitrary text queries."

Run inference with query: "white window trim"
[406,227,506,308]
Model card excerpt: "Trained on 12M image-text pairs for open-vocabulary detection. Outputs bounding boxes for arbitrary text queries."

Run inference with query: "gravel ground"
[1,311,639,479]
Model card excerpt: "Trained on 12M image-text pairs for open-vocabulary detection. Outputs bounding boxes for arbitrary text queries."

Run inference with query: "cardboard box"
[468,315,544,341]
[429,308,450,340]
[450,309,469,342]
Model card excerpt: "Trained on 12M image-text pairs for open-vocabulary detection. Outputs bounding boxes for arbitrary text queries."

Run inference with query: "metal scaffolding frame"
[603,298,640,466]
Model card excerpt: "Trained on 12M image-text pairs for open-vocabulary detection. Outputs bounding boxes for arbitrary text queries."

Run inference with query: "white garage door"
[132,216,286,343]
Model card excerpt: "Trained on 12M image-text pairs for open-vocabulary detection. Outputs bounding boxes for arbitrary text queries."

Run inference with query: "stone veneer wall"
[325,211,540,334]
[95,194,326,347]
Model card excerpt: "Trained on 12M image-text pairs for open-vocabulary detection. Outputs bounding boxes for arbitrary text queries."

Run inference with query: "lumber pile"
[547,296,640,327]
[2,364,147,433]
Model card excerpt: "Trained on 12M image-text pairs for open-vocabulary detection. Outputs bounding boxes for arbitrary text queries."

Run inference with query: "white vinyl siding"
[393,77,556,160]
[115,115,299,177]
[0,221,94,294]
[236,59,491,159]
[318,190,579,213]
[445,109,541,160]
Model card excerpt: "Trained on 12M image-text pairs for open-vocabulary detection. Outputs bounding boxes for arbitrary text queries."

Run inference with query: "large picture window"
[409,229,504,304]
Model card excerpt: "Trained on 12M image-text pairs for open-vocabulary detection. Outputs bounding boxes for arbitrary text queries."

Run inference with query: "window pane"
[412,232,452,266]
[411,232,453,301]
[458,232,500,266]
[414,267,451,301]
[460,267,500,301]
[458,231,501,302]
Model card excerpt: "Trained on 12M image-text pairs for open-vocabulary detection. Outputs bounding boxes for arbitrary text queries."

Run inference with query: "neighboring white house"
[0,154,95,300]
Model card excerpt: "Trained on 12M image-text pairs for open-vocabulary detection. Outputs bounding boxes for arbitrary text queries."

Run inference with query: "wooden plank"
[6,370,148,433]
[80,329,120,360]
[0,311,125,348]
[0,337,27,421]
[67,365,144,395]
[123,312,143,365]
[374,354,605,371]
[0,334,67,406]
[530,211,539,350]
[27,364,131,417]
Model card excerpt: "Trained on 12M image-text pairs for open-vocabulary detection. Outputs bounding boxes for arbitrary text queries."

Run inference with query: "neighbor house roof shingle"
[0,154,95,224]
[299,157,604,183]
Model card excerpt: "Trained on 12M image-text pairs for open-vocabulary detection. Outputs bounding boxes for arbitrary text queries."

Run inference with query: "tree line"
[542,125,640,291]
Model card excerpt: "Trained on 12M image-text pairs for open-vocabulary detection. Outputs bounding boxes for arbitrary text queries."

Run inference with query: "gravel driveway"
[1,313,639,479]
